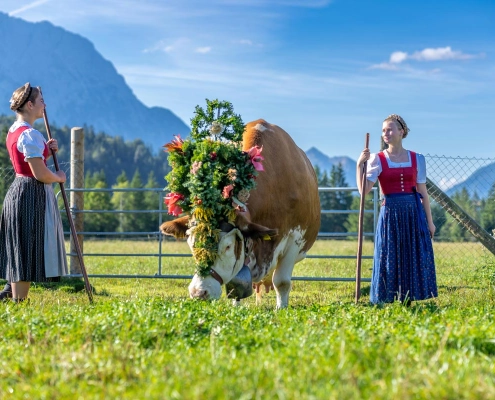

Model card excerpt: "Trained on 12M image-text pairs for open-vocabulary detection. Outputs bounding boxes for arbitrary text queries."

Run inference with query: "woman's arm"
[356,149,375,195]
[416,182,435,238]
[27,158,66,184]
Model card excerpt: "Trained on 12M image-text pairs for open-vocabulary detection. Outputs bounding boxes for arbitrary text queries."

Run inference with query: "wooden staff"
[40,88,93,303]
[355,133,370,303]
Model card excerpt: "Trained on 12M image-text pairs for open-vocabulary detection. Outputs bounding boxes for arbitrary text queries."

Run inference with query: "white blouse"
[366,151,426,184]
[9,121,47,161]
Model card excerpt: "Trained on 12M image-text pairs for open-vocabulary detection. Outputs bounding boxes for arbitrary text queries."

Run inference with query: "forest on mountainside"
[2,114,495,238]
[0,115,173,233]
[0,115,171,186]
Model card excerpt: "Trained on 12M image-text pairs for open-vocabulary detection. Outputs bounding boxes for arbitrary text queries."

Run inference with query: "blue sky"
[1,0,494,159]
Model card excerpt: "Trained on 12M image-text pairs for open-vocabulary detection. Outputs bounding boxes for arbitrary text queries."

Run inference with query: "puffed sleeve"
[365,153,382,183]
[416,153,426,183]
[17,128,46,161]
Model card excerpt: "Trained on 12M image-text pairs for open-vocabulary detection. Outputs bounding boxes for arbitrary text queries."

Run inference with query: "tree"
[84,170,119,233]
[317,163,353,235]
[111,171,130,232]
[126,170,147,232]
[481,181,495,235]
[441,188,480,241]
[430,201,447,238]
[345,193,376,240]
[143,171,162,233]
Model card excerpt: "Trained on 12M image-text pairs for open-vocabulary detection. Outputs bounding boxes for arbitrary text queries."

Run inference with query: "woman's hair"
[9,82,40,112]
[384,114,410,138]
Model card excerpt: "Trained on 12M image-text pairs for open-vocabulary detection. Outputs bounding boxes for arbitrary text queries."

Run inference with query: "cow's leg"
[272,238,300,309]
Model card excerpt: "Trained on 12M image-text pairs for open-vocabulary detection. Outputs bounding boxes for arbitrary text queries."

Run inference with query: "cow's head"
[160,213,277,300]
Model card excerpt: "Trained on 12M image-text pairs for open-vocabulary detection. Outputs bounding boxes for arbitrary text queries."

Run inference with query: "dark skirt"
[370,193,437,304]
[0,176,65,282]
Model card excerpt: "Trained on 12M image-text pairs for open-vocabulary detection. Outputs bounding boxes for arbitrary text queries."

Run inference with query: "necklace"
[386,149,408,163]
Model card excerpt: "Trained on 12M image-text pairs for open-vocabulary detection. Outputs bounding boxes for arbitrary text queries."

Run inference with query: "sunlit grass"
[1,239,494,399]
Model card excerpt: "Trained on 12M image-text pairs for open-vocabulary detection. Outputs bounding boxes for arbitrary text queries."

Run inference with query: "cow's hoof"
[226,265,253,300]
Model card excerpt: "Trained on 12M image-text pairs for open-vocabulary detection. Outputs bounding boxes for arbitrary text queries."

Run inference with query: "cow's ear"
[235,208,277,241]
[240,222,277,241]
[160,216,190,239]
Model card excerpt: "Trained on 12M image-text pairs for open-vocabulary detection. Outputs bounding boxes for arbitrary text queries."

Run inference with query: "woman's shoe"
[0,283,13,301]
[0,290,12,301]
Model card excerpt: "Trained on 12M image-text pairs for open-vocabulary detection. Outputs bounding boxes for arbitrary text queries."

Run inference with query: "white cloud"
[143,38,190,54]
[403,47,476,63]
[9,0,51,16]
[369,62,400,71]
[389,51,408,64]
[371,46,482,71]
[195,46,212,54]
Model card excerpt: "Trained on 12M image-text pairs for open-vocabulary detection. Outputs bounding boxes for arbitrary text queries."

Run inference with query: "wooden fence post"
[70,127,84,274]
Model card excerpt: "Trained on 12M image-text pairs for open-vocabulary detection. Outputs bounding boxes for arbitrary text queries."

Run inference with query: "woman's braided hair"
[10,82,39,112]
[384,114,410,138]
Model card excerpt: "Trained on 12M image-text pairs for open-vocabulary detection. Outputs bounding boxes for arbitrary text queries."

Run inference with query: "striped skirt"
[0,177,68,282]
[370,193,437,304]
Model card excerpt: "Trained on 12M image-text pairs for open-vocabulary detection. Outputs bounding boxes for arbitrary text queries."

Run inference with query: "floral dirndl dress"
[369,151,437,304]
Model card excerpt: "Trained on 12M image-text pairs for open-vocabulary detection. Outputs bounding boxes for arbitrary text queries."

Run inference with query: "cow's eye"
[225,245,231,251]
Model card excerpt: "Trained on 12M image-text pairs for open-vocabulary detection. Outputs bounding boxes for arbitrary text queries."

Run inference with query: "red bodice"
[377,151,417,195]
[6,125,49,177]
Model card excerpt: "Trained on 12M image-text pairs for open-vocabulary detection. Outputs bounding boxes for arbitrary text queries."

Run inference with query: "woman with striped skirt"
[0,83,68,302]
[356,114,437,304]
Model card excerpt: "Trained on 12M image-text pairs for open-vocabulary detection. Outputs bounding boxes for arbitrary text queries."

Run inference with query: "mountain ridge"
[0,12,190,152]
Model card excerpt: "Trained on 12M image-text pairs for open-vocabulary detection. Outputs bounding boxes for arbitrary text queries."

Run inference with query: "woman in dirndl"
[356,114,437,305]
[0,82,68,302]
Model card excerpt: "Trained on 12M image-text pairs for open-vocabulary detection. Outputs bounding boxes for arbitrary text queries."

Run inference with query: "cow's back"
[242,119,320,252]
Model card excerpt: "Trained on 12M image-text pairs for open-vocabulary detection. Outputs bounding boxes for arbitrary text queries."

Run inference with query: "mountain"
[446,161,495,199]
[0,12,189,152]
[305,147,357,187]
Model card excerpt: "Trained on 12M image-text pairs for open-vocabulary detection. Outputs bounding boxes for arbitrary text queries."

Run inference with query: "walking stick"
[355,133,370,303]
[40,88,93,303]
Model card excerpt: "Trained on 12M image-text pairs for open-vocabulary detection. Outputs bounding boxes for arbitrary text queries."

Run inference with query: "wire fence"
[1,155,495,274]
[425,154,495,264]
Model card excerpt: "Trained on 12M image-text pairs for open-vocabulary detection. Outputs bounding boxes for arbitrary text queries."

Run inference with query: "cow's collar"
[209,268,224,285]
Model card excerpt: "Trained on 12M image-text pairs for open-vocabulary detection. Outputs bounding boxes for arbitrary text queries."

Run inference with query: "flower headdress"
[163,99,264,276]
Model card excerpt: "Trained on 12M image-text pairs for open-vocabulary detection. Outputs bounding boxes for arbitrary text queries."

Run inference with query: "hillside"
[446,162,495,199]
[0,12,189,152]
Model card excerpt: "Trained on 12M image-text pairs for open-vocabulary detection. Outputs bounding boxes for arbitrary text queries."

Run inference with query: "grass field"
[1,239,494,399]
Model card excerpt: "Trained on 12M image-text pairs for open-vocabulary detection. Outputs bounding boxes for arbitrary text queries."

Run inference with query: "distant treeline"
[0,114,171,188]
[0,114,173,233]
[2,114,495,238]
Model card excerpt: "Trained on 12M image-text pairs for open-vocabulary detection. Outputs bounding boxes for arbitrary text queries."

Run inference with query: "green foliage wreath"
[164,99,264,277]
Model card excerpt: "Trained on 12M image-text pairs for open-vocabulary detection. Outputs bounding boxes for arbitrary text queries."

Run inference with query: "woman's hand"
[55,170,66,184]
[428,221,436,239]
[357,148,370,166]
[47,138,58,153]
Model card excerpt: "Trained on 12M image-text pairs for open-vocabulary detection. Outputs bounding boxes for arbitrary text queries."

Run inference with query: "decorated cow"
[160,100,320,309]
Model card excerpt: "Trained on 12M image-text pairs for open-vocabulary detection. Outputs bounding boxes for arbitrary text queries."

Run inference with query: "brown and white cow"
[160,119,320,309]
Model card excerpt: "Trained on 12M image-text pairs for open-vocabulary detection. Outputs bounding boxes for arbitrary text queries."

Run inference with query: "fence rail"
[59,186,378,281]
[2,151,495,283]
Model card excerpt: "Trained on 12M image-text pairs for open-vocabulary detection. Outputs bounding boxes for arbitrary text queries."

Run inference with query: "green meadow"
[1,239,494,399]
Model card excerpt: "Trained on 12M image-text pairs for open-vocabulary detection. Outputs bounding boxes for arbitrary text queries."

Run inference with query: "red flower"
[163,135,184,153]
[222,184,234,199]
[210,151,218,160]
[247,146,264,171]
[164,192,184,216]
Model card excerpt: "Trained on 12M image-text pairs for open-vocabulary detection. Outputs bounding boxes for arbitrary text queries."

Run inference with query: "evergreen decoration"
[163,99,264,277]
